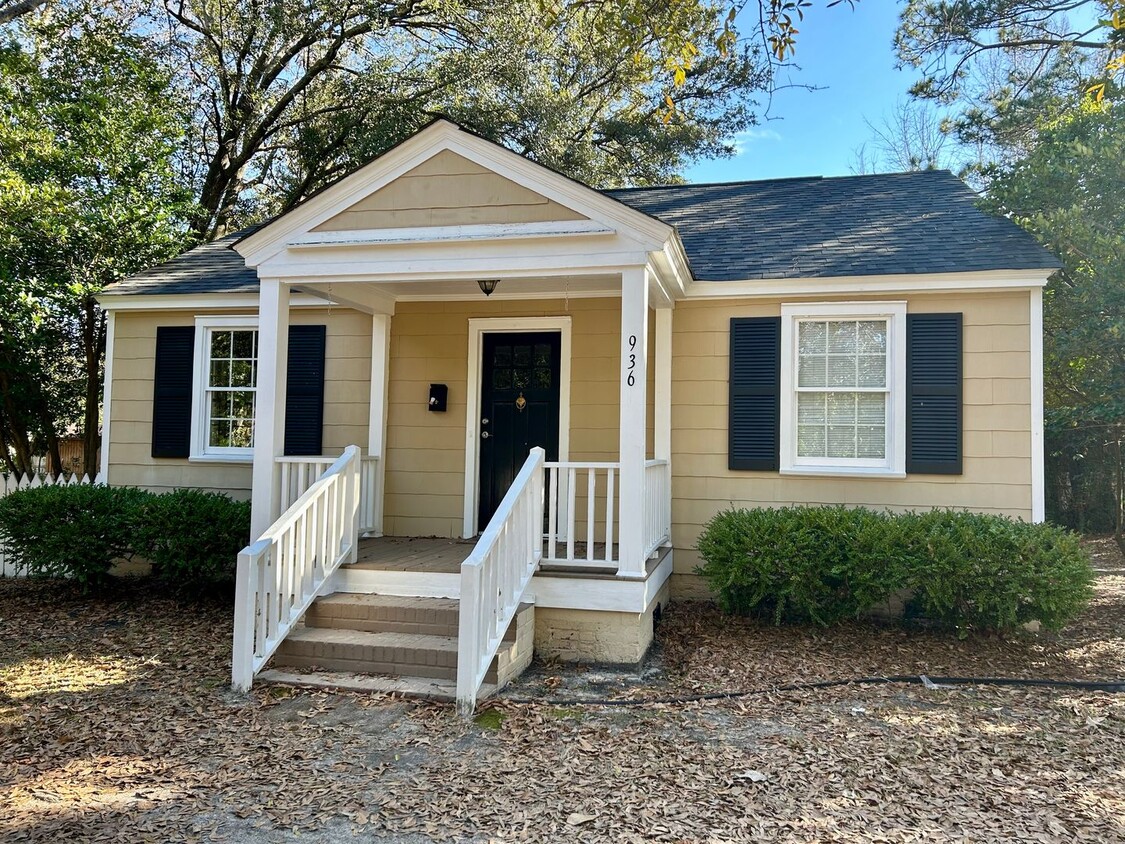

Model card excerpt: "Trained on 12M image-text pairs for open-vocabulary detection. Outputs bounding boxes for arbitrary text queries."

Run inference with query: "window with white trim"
[191,317,259,460]
[781,303,906,476]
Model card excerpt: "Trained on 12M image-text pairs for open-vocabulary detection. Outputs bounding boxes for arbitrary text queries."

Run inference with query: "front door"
[478,332,561,531]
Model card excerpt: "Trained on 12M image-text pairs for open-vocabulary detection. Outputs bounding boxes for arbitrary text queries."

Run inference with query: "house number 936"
[626,334,637,387]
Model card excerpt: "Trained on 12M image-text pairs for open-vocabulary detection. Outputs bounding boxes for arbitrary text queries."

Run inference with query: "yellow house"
[97,120,1058,711]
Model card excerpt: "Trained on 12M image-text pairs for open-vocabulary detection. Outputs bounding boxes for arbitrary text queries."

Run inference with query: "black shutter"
[906,313,962,474]
[728,317,781,471]
[284,325,326,456]
[151,326,195,458]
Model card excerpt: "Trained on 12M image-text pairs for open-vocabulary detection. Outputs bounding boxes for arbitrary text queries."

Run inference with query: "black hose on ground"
[502,675,1125,707]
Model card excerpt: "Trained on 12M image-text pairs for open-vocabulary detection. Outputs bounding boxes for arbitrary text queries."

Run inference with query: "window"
[190,316,259,461]
[780,303,906,476]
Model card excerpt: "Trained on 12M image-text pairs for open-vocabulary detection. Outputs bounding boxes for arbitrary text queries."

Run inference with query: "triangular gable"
[314,150,586,231]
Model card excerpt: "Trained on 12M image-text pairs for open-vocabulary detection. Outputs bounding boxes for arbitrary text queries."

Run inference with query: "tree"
[852,98,965,173]
[983,101,1125,540]
[0,6,193,476]
[0,0,48,24]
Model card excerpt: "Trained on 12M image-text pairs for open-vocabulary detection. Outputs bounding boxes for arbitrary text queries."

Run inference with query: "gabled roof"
[605,170,1059,281]
[101,165,1059,298]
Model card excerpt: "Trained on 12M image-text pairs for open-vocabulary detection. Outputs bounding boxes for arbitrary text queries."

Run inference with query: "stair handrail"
[231,444,362,691]
[456,446,545,714]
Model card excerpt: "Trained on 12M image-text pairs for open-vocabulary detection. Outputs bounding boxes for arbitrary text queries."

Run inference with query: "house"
[96,119,1058,711]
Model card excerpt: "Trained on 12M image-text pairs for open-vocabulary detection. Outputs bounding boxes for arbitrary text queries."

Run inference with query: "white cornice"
[288,220,615,248]
[684,269,1053,299]
[95,292,328,312]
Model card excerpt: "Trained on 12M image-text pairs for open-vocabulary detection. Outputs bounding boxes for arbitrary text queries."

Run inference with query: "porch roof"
[101,170,1059,299]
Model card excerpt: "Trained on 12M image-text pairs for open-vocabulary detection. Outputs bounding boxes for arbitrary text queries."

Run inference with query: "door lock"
[481,431,491,439]
[481,417,490,425]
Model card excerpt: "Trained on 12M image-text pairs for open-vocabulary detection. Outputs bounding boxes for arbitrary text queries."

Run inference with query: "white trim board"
[99,310,116,483]
[1030,287,1045,522]
[96,292,331,312]
[686,270,1053,300]
[462,316,572,539]
[289,220,615,248]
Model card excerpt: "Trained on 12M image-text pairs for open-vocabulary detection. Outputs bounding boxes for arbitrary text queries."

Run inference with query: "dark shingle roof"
[101,170,1058,296]
[103,226,265,296]
[604,170,1059,281]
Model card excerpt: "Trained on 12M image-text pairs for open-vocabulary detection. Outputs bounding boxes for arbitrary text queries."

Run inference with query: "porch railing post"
[617,266,649,578]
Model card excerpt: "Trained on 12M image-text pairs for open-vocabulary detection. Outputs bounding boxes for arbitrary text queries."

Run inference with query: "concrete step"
[305,594,460,637]
[256,668,497,703]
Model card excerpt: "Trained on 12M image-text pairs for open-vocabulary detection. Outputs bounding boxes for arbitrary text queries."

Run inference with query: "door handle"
[481,431,491,439]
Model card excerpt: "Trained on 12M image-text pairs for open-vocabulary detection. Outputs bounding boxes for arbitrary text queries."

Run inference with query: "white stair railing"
[643,459,671,558]
[543,461,619,568]
[457,446,545,715]
[231,445,362,692]
[278,453,380,535]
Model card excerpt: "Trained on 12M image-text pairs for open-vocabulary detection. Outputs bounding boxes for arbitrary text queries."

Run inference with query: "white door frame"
[463,316,572,538]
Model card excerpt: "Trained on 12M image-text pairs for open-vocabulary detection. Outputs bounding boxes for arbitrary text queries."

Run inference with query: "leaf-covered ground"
[1,538,1123,843]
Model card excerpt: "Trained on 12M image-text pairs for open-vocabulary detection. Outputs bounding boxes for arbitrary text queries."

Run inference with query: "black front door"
[478,332,561,531]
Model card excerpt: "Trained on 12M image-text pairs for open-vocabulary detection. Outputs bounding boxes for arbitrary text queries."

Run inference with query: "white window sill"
[780,467,906,480]
[189,453,255,464]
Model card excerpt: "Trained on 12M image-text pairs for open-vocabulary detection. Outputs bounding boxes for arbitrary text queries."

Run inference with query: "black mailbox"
[428,384,448,412]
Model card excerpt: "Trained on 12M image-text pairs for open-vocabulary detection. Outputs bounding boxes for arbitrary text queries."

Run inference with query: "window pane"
[493,346,511,366]
[858,355,886,388]
[827,355,857,387]
[533,367,552,388]
[230,420,254,448]
[857,426,886,458]
[856,393,885,425]
[797,393,826,425]
[826,392,857,425]
[797,425,826,457]
[230,360,254,388]
[493,368,512,389]
[827,321,858,354]
[209,420,231,448]
[231,330,254,359]
[513,345,531,367]
[798,354,826,388]
[210,331,231,358]
[230,390,255,420]
[827,425,856,458]
[210,360,230,388]
[513,368,530,389]
[798,321,826,355]
[857,321,886,354]
[210,392,232,419]
[533,343,551,367]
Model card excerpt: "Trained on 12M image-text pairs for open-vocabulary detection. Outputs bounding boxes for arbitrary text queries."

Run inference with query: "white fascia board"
[288,220,615,248]
[684,269,1054,299]
[95,291,326,312]
[235,120,675,266]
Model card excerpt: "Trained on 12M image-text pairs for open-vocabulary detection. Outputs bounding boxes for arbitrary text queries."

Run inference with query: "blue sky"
[685,2,919,183]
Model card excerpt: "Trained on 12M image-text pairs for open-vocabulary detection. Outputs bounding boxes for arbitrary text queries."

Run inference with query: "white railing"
[278,453,380,535]
[643,459,671,558]
[231,445,362,692]
[457,446,545,715]
[0,471,104,577]
[543,461,618,568]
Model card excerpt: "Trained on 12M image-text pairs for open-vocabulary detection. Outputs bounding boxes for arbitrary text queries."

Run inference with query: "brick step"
[305,594,460,638]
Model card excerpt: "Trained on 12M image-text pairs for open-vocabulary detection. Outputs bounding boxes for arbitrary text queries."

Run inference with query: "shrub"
[695,506,1094,633]
[0,483,151,589]
[133,489,251,590]
[694,506,908,625]
[904,510,1094,633]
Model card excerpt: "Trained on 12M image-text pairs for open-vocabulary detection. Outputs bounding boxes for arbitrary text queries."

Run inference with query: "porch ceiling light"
[477,278,500,297]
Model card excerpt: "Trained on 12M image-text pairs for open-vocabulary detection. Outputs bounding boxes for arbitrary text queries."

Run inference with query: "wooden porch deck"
[352,536,623,575]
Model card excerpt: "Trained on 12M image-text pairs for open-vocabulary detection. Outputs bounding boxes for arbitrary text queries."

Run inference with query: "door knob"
[481,431,491,439]
[481,417,490,425]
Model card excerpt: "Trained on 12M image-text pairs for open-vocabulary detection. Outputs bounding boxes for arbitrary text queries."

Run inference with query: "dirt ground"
[1,537,1123,843]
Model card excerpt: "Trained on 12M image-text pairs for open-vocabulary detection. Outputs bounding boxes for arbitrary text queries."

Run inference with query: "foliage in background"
[696,506,1094,633]
[0,4,194,477]
[133,488,251,590]
[0,484,149,589]
[0,483,250,591]
[982,101,1125,539]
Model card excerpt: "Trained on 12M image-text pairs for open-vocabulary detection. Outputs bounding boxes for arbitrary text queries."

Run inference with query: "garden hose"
[502,674,1125,707]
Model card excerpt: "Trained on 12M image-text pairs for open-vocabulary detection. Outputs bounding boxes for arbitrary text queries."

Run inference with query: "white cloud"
[732,127,783,155]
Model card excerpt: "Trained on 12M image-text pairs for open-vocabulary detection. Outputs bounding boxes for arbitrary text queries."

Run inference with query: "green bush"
[695,506,1094,633]
[694,506,908,625]
[133,488,251,589]
[0,483,151,590]
[903,510,1094,633]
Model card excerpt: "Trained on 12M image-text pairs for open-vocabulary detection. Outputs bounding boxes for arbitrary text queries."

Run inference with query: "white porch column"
[368,313,391,536]
[654,306,673,538]
[617,267,649,578]
[250,279,291,540]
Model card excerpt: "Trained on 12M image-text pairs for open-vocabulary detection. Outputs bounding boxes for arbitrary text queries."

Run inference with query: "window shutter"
[284,325,327,456]
[728,317,781,471]
[906,313,962,474]
[151,326,195,458]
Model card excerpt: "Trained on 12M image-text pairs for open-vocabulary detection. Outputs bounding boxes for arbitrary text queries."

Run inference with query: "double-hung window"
[190,316,259,461]
[780,303,906,476]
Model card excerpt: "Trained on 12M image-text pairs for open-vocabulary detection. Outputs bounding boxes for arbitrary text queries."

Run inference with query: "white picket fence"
[0,471,104,577]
